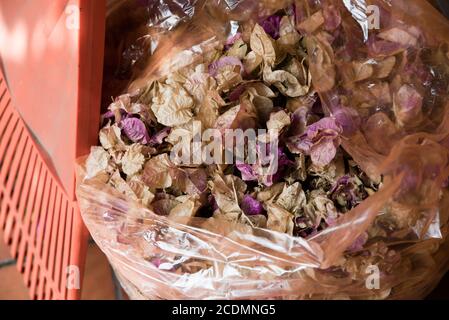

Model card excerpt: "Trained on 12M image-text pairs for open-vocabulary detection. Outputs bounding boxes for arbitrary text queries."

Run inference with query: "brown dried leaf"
[298,10,325,34]
[277,16,301,49]
[306,34,336,92]
[250,24,277,67]
[99,123,126,151]
[142,154,174,189]
[266,203,294,235]
[276,182,306,215]
[263,66,309,97]
[267,110,291,132]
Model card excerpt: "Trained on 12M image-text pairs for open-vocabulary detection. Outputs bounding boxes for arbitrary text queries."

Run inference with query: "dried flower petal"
[250,24,277,67]
[86,147,111,179]
[241,195,264,216]
[122,144,146,176]
[263,67,309,97]
[120,117,151,144]
[393,84,423,127]
[288,117,342,167]
[259,15,282,40]
[267,110,291,132]
[209,56,244,78]
[151,83,194,127]
[298,11,325,34]
[306,35,336,92]
[142,154,174,189]
[266,203,294,235]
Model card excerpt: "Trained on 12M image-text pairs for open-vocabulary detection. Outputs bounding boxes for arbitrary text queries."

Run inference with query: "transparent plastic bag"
[78,0,449,299]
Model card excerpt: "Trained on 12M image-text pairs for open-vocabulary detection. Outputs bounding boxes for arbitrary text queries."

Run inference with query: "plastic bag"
[78,0,449,299]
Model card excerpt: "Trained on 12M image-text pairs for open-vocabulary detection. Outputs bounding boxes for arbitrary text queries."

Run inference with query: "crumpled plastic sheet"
[79,0,449,299]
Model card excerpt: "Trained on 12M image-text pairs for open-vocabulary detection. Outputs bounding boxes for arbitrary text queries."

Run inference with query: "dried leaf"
[263,66,309,97]
[86,147,111,179]
[169,196,199,218]
[378,27,418,47]
[142,154,174,189]
[298,11,325,34]
[151,82,194,127]
[267,110,291,132]
[122,144,146,177]
[99,123,126,151]
[250,24,277,67]
[393,84,423,127]
[276,182,306,214]
[277,16,301,49]
[306,35,336,92]
[266,203,294,235]
[374,56,397,79]
[243,51,263,74]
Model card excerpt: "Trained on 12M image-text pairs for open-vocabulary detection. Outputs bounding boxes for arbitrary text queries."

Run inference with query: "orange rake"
[0,0,105,300]
[0,72,88,300]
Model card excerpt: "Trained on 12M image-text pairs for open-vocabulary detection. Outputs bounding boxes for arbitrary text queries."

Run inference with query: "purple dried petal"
[367,35,403,57]
[333,107,361,135]
[102,110,115,120]
[236,163,258,181]
[259,15,282,40]
[225,33,242,50]
[229,84,247,102]
[330,176,361,209]
[121,117,151,144]
[260,148,294,187]
[288,117,342,166]
[241,195,264,216]
[149,127,171,146]
[347,233,369,252]
[310,138,339,167]
[306,117,342,136]
[323,5,342,31]
[209,56,244,78]
[208,195,219,212]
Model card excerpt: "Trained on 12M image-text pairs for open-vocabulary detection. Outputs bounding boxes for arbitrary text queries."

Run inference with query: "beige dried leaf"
[352,61,374,82]
[277,16,301,48]
[142,154,174,189]
[99,123,126,151]
[256,183,285,203]
[227,38,248,60]
[109,170,139,201]
[151,82,194,127]
[86,147,111,179]
[243,51,263,74]
[276,182,306,214]
[263,66,309,97]
[250,24,276,67]
[127,176,155,207]
[266,203,294,235]
[122,144,146,177]
[378,27,418,47]
[169,196,199,218]
[374,56,396,79]
[209,173,246,219]
[267,110,291,132]
[215,65,243,92]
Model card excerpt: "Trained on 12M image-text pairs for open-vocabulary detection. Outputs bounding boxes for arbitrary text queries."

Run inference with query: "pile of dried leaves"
[87,6,382,240]
[85,1,449,295]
